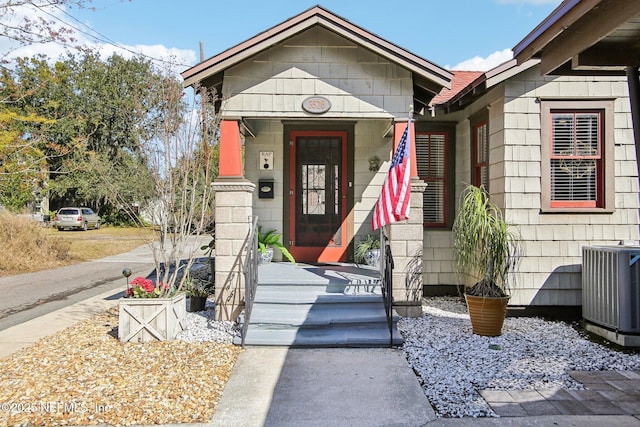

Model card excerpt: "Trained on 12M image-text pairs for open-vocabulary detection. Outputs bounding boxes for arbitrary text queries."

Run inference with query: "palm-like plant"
[452,185,521,297]
[258,226,295,263]
[354,234,381,264]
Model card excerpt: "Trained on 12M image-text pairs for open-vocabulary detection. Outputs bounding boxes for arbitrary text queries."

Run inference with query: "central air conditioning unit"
[582,245,640,346]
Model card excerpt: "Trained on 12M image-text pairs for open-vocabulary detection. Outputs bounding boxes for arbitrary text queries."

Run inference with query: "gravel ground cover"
[399,296,640,418]
[0,305,240,426]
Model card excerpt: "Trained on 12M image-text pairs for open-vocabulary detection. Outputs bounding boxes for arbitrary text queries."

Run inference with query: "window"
[416,131,447,227]
[550,111,602,207]
[473,121,488,189]
[541,100,614,212]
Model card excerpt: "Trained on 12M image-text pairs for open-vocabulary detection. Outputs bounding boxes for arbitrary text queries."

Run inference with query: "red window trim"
[549,109,603,209]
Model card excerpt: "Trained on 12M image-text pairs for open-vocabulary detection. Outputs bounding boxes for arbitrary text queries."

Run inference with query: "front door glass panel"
[296,136,342,247]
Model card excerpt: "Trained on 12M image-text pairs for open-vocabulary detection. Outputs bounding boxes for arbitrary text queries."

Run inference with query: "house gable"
[181,6,452,112]
[221,26,420,119]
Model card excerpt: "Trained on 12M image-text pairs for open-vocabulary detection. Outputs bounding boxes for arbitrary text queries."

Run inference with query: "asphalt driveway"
[0,243,155,331]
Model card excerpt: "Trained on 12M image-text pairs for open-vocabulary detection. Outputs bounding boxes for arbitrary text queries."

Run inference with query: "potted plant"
[258,226,295,264]
[355,234,381,267]
[183,272,214,312]
[452,185,522,336]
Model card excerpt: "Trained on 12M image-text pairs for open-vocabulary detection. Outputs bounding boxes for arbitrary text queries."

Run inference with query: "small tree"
[452,184,521,297]
[98,64,219,294]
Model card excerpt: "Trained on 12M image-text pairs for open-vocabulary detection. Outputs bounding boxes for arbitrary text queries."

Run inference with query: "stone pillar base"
[393,302,423,318]
[389,179,427,318]
[211,179,255,321]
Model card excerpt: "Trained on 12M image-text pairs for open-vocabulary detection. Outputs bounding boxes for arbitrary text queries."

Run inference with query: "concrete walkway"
[212,347,436,426]
[211,346,640,427]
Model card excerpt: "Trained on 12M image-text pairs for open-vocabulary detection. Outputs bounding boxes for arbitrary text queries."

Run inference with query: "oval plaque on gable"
[302,96,331,114]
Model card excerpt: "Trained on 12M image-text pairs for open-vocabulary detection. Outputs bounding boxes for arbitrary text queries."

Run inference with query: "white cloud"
[448,49,513,71]
[2,3,197,71]
[8,41,196,70]
[0,2,69,58]
[89,43,197,70]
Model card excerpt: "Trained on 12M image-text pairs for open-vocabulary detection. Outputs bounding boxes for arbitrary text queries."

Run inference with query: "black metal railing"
[380,228,394,348]
[240,216,259,348]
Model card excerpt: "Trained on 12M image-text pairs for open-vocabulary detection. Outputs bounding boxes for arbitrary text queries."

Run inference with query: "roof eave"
[435,74,487,114]
[433,59,541,113]
[181,6,452,90]
[512,0,601,64]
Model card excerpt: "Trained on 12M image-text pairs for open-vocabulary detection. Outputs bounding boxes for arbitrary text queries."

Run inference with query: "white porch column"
[389,179,426,317]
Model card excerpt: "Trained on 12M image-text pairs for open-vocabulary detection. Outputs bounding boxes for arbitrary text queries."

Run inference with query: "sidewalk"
[0,283,123,358]
[211,347,437,426]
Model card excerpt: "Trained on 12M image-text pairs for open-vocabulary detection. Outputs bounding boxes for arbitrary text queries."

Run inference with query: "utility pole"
[199,41,210,184]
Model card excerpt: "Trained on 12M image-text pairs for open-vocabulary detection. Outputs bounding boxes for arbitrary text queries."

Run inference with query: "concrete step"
[258,262,380,286]
[238,281,402,347]
[256,282,381,294]
[239,263,400,348]
[235,323,403,347]
[255,288,382,304]
[249,302,392,326]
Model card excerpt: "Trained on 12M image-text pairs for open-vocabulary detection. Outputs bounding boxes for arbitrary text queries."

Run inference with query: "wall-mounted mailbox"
[258,179,274,199]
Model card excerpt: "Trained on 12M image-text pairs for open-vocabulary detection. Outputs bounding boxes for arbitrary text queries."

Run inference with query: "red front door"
[289,131,348,262]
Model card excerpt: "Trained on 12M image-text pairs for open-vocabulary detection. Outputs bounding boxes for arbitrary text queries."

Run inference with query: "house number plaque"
[302,96,331,114]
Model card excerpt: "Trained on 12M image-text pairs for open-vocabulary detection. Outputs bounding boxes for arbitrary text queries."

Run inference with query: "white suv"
[54,207,101,231]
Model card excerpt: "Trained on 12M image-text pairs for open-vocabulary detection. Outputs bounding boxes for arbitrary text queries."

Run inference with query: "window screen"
[416,132,447,226]
[550,111,602,208]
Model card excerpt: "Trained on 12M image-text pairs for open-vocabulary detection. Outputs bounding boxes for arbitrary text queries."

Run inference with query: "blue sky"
[9,0,563,73]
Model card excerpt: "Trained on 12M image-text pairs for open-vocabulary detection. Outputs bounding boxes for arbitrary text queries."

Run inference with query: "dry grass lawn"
[0,212,156,277]
[44,226,157,262]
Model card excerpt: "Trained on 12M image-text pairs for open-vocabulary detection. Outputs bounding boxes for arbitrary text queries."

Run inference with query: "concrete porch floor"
[257,261,381,288]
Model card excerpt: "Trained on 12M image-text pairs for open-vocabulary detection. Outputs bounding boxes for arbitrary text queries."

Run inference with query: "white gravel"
[177,301,240,344]
[398,296,640,418]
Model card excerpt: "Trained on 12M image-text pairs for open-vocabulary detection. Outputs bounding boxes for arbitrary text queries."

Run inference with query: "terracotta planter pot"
[464,294,510,337]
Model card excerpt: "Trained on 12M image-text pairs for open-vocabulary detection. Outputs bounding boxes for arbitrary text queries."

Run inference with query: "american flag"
[372,119,412,231]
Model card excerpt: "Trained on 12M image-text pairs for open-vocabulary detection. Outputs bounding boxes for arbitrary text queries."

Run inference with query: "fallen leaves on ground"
[0,307,242,426]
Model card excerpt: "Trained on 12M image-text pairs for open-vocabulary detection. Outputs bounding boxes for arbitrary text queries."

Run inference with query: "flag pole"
[387,104,413,237]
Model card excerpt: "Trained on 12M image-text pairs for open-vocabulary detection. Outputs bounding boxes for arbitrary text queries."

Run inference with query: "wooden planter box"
[118,293,187,343]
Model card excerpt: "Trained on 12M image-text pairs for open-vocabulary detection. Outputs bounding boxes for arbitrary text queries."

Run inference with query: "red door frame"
[289,130,348,262]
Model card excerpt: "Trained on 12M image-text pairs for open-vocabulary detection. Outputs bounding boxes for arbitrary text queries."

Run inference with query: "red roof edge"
[430,71,484,106]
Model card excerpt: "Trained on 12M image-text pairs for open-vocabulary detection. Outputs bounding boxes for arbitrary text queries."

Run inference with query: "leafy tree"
[0,52,170,216]
[0,106,52,210]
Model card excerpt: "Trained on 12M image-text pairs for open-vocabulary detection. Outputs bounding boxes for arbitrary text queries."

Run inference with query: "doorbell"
[259,151,274,170]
